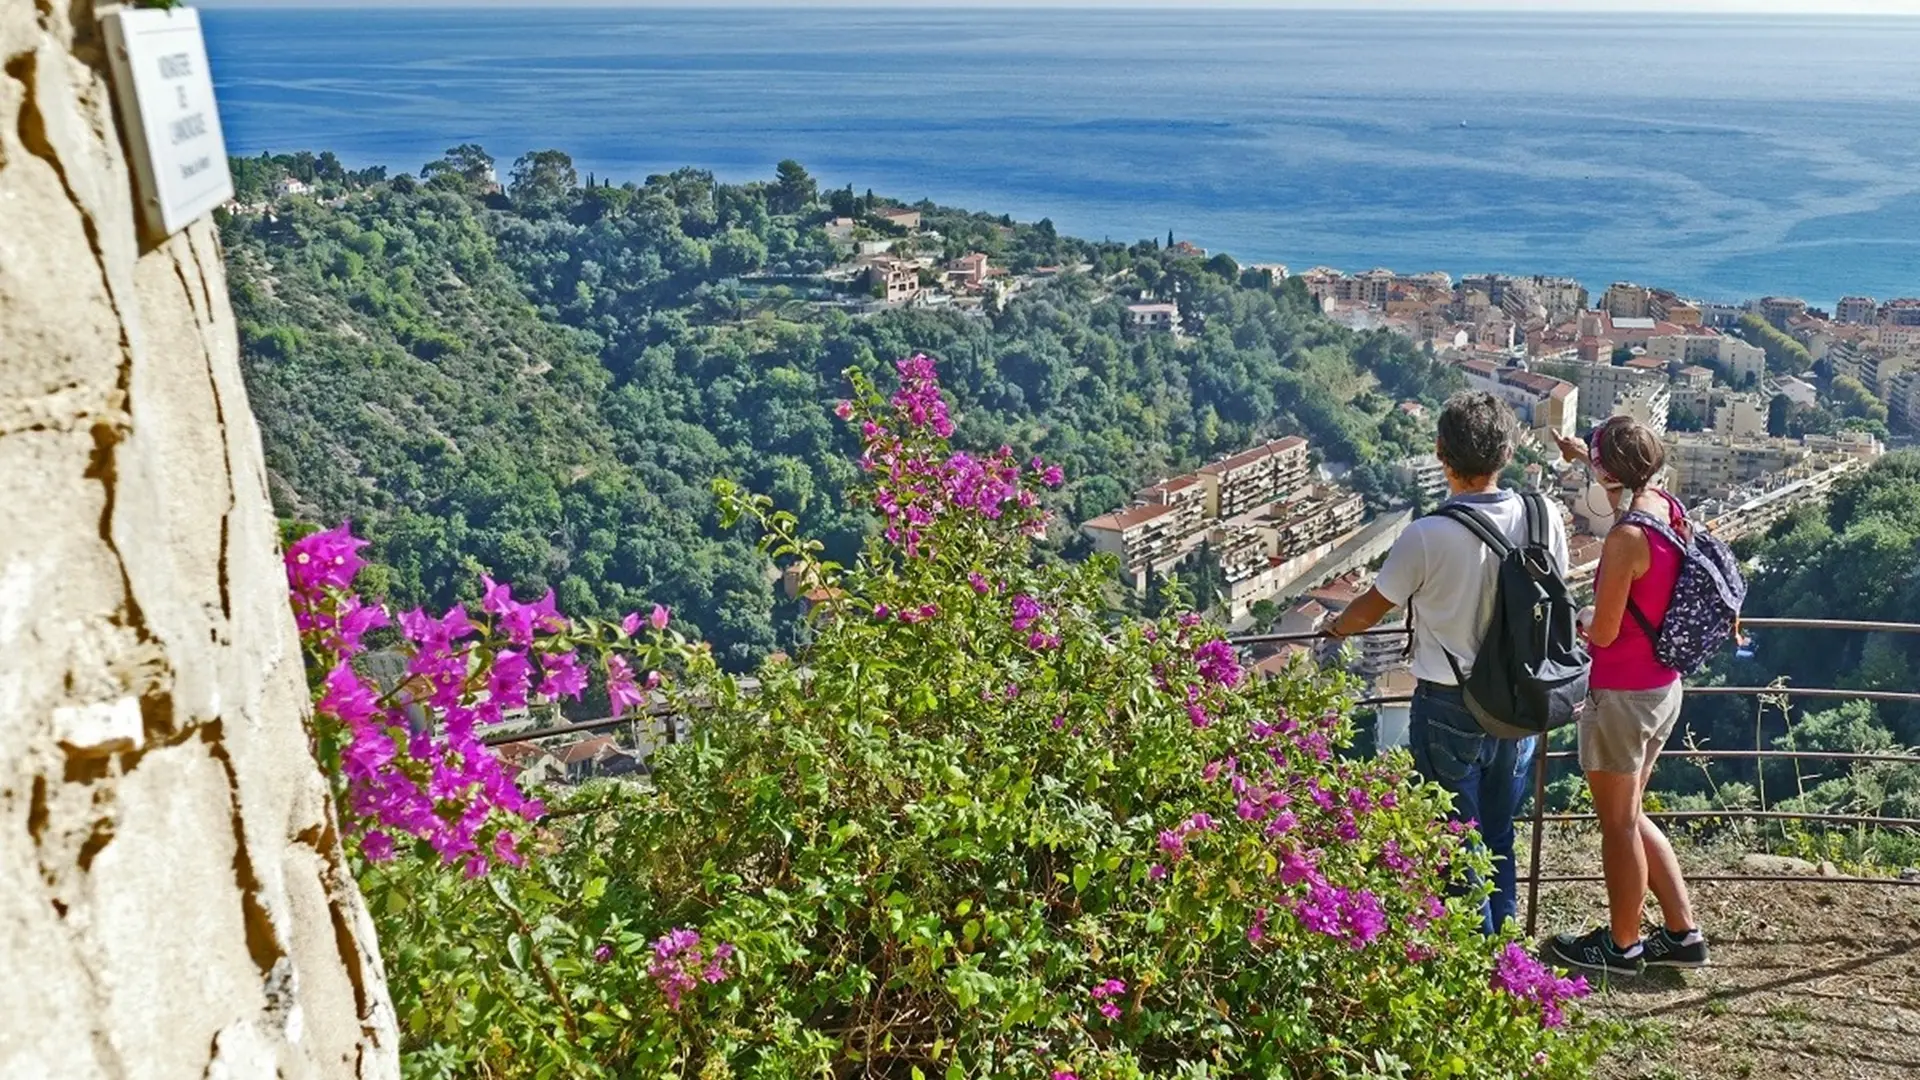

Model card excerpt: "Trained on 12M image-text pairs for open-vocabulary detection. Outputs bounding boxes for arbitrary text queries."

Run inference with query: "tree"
[508,149,578,209]
[1830,374,1889,425]
[829,184,857,218]
[1667,402,1705,432]
[772,160,817,215]
[1768,393,1791,437]
[1738,313,1813,375]
[421,143,496,190]
[1610,344,1635,366]
[710,228,769,277]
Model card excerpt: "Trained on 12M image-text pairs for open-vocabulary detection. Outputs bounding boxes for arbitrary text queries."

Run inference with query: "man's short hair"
[1436,391,1517,480]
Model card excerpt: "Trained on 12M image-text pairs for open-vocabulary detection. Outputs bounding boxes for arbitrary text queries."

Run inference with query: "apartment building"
[1612,382,1670,434]
[1649,290,1703,327]
[1394,454,1448,502]
[1646,332,1722,368]
[1757,296,1809,328]
[1198,437,1311,521]
[1126,302,1182,336]
[1836,296,1878,324]
[1214,486,1367,620]
[1460,360,1580,438]
[1081,501,1187,584]
[864,258,921,304]
[1714,337,1766,386]
[1552,359,1667,425]
[1665,431,1881,502]
[1888,370,1920,432]
[1881,298,1920,326]
[1603,282,1651,319]
[1694,454,1874,543]
[1531,276,1589,321]
[1083,438,1313,591]
[1352,610,1411,678]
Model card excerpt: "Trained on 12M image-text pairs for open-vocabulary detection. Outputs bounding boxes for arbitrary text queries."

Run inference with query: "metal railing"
[1230,616,1920,936]
[480,616,1920,937]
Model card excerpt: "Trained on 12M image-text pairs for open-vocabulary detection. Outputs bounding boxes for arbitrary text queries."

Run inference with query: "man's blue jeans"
[1408,681,1537,935]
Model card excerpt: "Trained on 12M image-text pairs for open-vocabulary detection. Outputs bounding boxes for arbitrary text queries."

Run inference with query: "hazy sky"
[196,0,1920,13]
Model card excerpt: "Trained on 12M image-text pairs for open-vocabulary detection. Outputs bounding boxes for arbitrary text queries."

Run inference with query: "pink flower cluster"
[1491,943,1590,1028]
[1156,811,1217,863]
[289,524,672,877]
[1292,881,1389,949]
[647,928,736,1010]
[843,356,1060,558]
[1089,977,1127,1022]
[1192,638,1243,688]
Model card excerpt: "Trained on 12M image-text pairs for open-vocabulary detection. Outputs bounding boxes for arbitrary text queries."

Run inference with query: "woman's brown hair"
[1591,415,1665,492]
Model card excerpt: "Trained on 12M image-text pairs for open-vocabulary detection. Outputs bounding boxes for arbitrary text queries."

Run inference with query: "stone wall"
[1,2,397,1076]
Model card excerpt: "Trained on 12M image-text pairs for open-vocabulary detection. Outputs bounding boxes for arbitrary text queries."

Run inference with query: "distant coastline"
[205,6,1920,300]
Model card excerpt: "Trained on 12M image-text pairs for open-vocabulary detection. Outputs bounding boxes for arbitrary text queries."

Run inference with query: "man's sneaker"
[1643,927,1710,969]
[1544,926,1645,976]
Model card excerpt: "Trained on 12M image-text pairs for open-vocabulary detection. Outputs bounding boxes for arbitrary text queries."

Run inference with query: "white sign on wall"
[102,7,233,241]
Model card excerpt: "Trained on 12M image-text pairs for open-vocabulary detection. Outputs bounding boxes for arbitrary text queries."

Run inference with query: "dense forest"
[223,147,1450,667]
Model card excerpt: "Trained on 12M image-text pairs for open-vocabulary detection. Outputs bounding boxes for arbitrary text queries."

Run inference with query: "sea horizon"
[204,5,1920,302]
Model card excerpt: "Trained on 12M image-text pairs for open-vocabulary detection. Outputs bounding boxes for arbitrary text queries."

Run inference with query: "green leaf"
[506,932,529,972]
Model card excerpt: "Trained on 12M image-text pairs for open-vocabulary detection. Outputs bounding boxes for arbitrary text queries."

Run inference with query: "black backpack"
[1430,493,1589,739]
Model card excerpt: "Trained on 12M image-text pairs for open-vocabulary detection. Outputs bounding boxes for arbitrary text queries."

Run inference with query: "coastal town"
[1075,265,1898,742]
[286,189,1897,783]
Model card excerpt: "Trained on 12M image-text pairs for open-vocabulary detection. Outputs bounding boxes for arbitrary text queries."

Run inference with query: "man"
[1327,391,1569,934]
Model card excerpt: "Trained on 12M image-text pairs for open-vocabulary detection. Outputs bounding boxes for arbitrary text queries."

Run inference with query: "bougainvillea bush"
[301,356,1603,1079]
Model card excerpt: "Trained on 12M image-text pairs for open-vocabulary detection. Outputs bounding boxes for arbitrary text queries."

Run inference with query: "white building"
[1126,302,1182,336]
[1613,382,1671,435]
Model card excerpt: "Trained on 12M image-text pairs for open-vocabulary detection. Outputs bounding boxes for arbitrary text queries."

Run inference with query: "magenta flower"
[968,572,991,595]
[538,650,588,700]
[606,654,644,714]
[650,603,671,631]
[360,830,396,862]
[286,522,369,595]
[1010,593,1044,632]
[834,399,854,419]
[1492,943,1590,1028]
[1148,863,1167,881]
[621,611,643,635]
[487,649,534,711]
[1193,638,1243,687]
[593,943,613,964]
[1089,978,1127,1022]
[1248,906,1269,944]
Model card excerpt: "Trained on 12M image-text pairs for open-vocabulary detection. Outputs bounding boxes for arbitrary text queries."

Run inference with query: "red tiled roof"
[1199,437,1308,475]
[1084,502,1177,532]
[557,736,616,766]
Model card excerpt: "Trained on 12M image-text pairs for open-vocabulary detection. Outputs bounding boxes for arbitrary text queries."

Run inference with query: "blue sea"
[204,6,1920,303]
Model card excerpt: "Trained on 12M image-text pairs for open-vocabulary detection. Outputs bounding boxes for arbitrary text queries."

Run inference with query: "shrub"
[309,356,1602,1078]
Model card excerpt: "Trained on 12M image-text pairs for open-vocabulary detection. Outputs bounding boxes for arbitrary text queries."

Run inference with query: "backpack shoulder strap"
[1625,597,1661,639]
[1617,509,1688,552]
[1430,502,1515,557]
[1521,491,1549,549]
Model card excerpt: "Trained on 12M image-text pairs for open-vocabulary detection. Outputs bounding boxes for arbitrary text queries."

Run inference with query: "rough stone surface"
[1739,852,1818,875]
[1,3,398,1077]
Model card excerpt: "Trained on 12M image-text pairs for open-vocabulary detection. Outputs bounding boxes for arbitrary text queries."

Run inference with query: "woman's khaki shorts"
[1578,683,1683,775]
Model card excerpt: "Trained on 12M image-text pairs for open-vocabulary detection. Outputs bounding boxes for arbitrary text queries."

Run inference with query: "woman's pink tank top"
[1590,491,1685,691]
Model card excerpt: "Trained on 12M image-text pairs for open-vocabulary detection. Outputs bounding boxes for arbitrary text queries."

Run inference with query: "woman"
[1544,416,1709,975]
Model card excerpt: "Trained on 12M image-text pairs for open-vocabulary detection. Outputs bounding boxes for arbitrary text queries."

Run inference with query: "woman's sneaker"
[1643,927,1710,969]
[1544,926,1645,976]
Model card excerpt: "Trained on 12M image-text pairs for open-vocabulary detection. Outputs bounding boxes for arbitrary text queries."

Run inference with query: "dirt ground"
[1529,834,1920,1080]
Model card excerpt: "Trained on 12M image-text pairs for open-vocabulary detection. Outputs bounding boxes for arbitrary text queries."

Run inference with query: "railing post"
[1524,738,1548,939]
